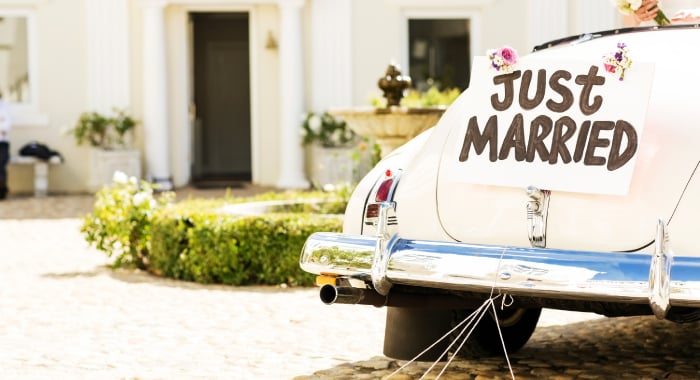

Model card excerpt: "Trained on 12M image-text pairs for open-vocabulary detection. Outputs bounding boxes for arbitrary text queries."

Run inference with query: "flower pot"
[308,144,360,188]
[88,148,141,191]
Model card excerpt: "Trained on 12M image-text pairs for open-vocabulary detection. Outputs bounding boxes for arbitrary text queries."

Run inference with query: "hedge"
[81,174,347,286]
[149,201,343,286]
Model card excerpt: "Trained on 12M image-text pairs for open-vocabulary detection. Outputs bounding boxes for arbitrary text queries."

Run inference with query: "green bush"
[149,205,342,286]
[80,172,174,269]
[82,175,347,286]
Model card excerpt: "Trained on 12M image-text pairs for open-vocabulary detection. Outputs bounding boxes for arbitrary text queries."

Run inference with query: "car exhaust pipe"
[320,284,388,306]
[319,284,485,309]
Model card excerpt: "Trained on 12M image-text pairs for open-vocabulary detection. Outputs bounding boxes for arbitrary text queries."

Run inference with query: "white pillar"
[85,0,130,113]
[310,0,352,110]
[276,0,309,189]
[571,0,619,34]
[528,0,568,49]
[142,0,172,190]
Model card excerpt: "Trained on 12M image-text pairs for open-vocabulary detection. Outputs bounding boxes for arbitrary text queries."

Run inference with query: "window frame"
[0,7,44,126]
[400,9,481,88]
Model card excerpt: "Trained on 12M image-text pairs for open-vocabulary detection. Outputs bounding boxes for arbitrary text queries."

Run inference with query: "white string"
[491,299,516,379]
[501,293,514,309]
[491,246,516,380]
[384,301,492,379]
[385,246,516,380]
[434,297,496,379]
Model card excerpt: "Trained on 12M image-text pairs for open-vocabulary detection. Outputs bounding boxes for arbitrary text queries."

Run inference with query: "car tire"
[383,305,542,361]
[451,306,542,358]
[383,306,454,361]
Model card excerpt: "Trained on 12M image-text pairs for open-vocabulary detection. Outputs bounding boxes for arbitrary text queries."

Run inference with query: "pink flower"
[487,46,519,73]
[499,47,518,65]
[604,63,617,73]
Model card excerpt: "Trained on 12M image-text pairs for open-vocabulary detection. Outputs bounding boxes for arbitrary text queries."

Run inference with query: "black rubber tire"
[383,306,454,361]
[451,306,542,358]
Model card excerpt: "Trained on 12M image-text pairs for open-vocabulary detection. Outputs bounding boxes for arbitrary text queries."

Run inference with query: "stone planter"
[89,148,142,191]
[307,144,369,188]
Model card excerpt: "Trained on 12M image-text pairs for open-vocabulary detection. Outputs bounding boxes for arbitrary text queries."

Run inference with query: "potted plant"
[302,111,375,189]
[71,108,142,191]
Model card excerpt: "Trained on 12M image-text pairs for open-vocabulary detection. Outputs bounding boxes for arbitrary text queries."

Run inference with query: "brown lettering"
[584,121,614,166]
[498,113,526,161]
[575,66,605,116]
[549,116,576,164]
[547,70,574,113]
[459,115,498,162]
[491,71,521,111]
[607,120,638,171]
[526,115,552,162]
[519,69,546,110]
[573,120,591,163]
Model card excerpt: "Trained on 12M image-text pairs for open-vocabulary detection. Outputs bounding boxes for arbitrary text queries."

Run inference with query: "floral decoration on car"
[603,42,633,81]
[487,46,518,73]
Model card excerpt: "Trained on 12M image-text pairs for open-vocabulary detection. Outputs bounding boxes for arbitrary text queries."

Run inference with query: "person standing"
[0,94,11,199]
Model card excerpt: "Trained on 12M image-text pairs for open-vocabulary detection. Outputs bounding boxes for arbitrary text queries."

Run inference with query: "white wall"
[7,1,87,194]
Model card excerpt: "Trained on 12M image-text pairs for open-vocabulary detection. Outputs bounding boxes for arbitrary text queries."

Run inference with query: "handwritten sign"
[442,56,655,195]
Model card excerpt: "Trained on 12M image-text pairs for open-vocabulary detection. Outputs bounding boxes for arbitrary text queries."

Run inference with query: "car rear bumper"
[300,221,699,318]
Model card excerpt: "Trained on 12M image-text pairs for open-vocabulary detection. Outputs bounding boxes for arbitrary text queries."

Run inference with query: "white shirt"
[0,100,11,142]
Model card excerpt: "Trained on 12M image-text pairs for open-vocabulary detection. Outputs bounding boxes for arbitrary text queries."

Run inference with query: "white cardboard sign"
[442,55,655,195]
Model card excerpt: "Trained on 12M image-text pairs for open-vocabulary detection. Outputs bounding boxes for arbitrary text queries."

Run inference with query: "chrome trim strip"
[300,232,700,307]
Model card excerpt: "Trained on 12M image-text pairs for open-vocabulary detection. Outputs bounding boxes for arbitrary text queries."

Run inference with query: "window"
[408,19,470,91]
[0,14,30,103]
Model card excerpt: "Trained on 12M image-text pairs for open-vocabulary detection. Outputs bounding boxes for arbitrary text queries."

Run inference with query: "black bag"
[19,141,60,161]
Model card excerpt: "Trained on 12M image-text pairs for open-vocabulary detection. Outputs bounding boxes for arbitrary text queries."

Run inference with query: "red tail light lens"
[366,204,380,218]
[375,178,394,202]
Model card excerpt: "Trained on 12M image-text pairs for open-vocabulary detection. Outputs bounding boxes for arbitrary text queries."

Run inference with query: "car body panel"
[435,28,700,254]
[301,27,700,319]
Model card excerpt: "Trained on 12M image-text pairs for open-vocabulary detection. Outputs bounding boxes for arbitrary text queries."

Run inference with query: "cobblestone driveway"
[1,193,699,379]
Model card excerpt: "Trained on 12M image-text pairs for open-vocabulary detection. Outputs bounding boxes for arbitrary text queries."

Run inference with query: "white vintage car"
[300,25,700,360]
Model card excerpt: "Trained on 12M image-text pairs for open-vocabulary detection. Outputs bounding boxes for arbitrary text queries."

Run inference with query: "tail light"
[366,203,380,218]
[375,169,394,202]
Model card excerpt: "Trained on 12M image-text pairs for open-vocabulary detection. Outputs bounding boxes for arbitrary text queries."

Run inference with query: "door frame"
[190,11,252,182]
[175,4,260,185]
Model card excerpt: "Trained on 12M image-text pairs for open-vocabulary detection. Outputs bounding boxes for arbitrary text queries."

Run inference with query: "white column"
[276,0,309,189]
[528,0,568,49]
[85,0,130,113]
[142,0,172,190]
[310,0,352,110]
[571,0,619,34]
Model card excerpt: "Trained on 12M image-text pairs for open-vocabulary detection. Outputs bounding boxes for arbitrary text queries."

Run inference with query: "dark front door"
[192,12,251,184]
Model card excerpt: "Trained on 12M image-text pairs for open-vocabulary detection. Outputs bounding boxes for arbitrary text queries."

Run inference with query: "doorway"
[191,12,251,185]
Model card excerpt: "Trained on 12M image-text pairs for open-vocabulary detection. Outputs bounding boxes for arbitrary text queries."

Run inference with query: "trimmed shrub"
[82,174,347,286]
[80,172,174,269]
[149,204,342,286]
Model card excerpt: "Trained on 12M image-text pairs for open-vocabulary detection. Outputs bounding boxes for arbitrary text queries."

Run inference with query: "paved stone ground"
[1,189,699,379]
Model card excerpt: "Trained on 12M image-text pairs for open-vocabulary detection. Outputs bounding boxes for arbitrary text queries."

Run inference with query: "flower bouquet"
[487,46,518,73]
[612,0,671,26]
[603,42,633,81]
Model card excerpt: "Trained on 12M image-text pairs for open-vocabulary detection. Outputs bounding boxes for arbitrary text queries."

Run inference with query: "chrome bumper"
[300,220,700,318]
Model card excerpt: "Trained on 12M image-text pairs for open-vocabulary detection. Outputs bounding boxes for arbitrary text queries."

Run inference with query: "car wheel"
[451,306,542,358]
[383,306,454,361]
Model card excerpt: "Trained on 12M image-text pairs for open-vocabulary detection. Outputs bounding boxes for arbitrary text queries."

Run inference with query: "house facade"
[1,0,619,194]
